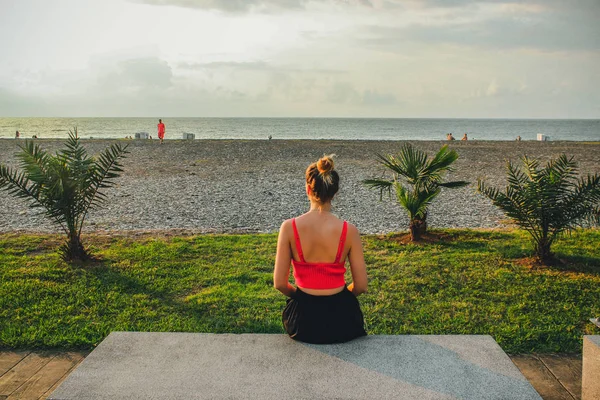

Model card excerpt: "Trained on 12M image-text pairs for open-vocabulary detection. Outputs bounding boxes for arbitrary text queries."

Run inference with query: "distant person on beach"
[462,133,468,141]
[516,136,522,141]
[447,133,455,141]
[274,155,368,344]
[15,131,20,139]
[157,119,165,144]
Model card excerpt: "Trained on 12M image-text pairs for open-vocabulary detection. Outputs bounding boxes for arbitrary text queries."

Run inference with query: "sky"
[0,0,599,118]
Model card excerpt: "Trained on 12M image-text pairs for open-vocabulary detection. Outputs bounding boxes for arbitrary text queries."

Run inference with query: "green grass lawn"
[1,229,598,353]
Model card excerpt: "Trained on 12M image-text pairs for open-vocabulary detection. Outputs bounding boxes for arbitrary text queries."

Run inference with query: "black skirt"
[282,287,367,344]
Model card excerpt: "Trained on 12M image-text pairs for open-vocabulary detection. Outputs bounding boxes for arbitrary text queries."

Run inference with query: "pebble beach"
[0,139,598,234]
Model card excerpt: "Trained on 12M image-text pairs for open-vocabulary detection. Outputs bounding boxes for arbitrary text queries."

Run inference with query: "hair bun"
[317,155,335,175]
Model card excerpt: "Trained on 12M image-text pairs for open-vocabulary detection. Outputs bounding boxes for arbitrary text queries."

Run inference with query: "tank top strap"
[334,221,348,264]
[291,218,306,263]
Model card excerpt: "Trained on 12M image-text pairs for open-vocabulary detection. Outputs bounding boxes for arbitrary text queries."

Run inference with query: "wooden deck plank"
[0,352,30,378]
[510,354,574,400]
[538,354,582,400]
[7,353,85,400]
[0,353,53,397]
[40,355,87,400]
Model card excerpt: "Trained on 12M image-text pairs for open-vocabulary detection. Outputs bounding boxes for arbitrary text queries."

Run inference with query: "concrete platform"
[48,332,541,400]
[582,335,600,400]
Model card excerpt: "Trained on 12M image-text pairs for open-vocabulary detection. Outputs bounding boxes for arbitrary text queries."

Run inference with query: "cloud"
[462,78,530,100]
[135,0,598,15]
[133,0,308,12]
[135,0,540,13]
[327,83,396,105]
[1,57,176,116]
[2,0,599,118]
[0,88,44,116]
[327,82,361,103]
[180,61,270,70]
[178,61,345,74]
[133,0,391,12]
[486,79,499,97]
[98,58,173,93]
[362,89,396,105]
[360,4,600,52]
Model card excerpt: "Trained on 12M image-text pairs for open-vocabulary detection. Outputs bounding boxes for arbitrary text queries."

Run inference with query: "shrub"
[477,154,600,264]
[364,144,469,241]
[0,129,129,262]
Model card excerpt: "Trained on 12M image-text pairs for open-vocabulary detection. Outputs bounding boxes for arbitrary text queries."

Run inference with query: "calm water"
[1,117,599,141]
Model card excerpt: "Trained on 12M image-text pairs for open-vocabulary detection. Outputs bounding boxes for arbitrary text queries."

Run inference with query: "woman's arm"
[346,224,368,296]
[273,220,297,297]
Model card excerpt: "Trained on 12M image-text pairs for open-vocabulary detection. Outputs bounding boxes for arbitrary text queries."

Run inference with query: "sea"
[1,117,599,141]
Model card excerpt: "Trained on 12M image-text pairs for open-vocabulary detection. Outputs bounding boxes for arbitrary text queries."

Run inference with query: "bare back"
[292,212,347,264]
[274,211,367,298]
[288,211,366,296]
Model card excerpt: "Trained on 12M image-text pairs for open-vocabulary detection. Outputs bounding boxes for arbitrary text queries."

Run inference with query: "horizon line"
[2,116,599,120]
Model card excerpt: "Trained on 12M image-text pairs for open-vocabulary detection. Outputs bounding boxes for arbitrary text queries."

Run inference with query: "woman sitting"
[273,155,368,344]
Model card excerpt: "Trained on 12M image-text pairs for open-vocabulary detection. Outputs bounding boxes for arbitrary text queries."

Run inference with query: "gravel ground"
[0,139,598,234]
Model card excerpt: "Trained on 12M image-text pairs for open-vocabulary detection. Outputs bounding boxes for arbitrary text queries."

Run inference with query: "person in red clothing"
[273,155,368,344]
[157,119,165,144]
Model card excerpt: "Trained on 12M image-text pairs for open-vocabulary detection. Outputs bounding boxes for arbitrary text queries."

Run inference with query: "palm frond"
[0,164,40,201]
[374,153,409,179]
[363,178,393,201]
[396,144,428,182]
[422,145,459,181]
[0,163,70,233]
[77,142,129,235]
[395,182,440,220]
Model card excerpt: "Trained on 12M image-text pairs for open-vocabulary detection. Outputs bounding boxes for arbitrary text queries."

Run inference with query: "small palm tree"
[478,154,600,264]
[0,129,129,262]
[364,144,469,241]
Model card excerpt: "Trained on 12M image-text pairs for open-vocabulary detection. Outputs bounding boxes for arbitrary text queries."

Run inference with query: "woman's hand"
[277,283,297,298]
[347,282,364,297]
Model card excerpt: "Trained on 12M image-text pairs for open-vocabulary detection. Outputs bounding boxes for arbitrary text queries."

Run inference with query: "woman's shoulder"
[333,218,359,238]
[280,218,293,229]
[344,221,359,236]
[281,214,311,229]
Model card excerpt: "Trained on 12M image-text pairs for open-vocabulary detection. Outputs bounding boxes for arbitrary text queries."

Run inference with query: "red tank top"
[291,218,348,289]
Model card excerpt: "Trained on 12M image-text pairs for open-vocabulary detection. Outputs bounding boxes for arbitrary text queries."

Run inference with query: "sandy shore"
[0,139,598,234]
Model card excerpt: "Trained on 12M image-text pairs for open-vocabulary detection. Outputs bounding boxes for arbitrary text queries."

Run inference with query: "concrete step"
[49,332,542,400]
[582,336,599,400]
